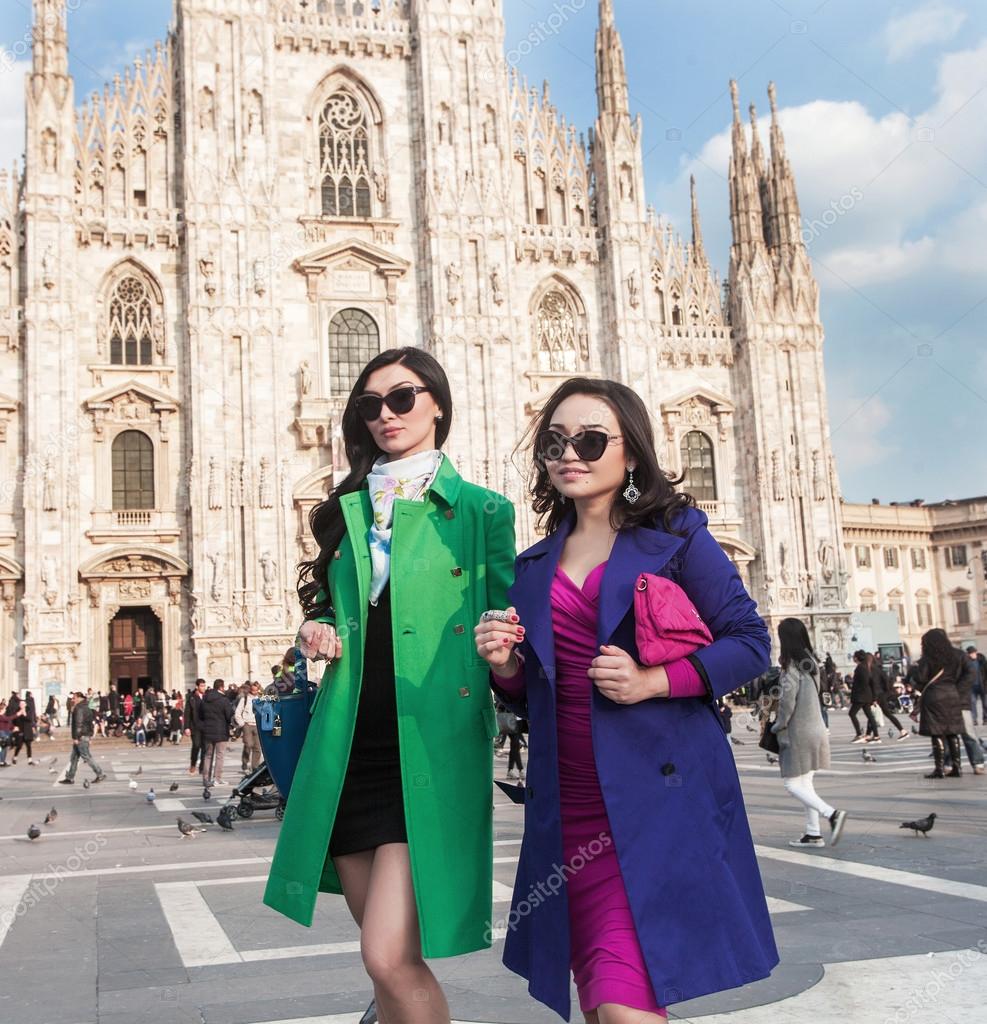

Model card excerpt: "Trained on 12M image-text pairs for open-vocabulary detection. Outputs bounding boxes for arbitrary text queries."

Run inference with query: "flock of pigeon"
[25,760,237,841]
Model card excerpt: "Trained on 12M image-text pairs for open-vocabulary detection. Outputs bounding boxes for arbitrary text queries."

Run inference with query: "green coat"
[263,457,516,958]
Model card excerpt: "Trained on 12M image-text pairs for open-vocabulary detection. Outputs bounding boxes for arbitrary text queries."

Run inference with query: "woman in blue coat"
[475,378,778,1022]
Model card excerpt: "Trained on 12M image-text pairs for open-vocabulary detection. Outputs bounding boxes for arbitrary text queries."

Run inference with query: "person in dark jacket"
[848,651,879,742]
[198,679,233,788]
[185,678,207,775]
[911,629,967,779]
[967,646,987,726]
[953,648,985,774]
[59,692,107,784]
[870,656,908,740]
[0,709,13,766]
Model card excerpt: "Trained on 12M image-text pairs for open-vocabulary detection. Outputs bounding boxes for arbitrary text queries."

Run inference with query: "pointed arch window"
[108,275,156,365]
[329,307,379,395]
[535,289,582,372]
[319,91,372,218]
[112,430,154,510]
[680,430,716,501]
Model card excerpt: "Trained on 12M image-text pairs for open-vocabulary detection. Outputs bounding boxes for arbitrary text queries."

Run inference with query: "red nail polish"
[510,615,520,623]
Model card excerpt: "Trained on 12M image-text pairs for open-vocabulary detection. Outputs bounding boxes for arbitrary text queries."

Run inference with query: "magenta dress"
[549,561,705,1015]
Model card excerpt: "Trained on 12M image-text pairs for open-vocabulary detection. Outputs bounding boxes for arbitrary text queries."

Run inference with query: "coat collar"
[347,450,463,508]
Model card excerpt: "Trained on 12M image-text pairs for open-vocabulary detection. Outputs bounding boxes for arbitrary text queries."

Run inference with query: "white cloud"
[883,4,967,62]
[828,392,897,473]
[0,60,28,174]
[820,237,936,289]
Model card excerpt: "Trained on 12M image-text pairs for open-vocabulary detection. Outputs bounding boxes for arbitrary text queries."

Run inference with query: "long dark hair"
[778,617,818,675]
[517,377,695,536]
[920,628,960,678]
[297,347,453,617]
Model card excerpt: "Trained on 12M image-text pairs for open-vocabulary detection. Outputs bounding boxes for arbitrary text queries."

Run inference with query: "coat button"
[661,762,676,776]
[444,509,455,519]
[459,687,470,697]
[453,624,465,635]
[333,550,341,560]
[526,785,534,798]
[451,566,463,577]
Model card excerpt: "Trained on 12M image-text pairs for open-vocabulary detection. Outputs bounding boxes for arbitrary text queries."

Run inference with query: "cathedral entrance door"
[108,607,162,695]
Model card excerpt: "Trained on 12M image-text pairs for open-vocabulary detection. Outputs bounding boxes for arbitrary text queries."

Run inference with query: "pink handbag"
[633,572,713,665]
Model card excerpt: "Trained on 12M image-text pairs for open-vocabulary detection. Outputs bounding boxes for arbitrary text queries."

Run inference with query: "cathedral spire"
[690,174,707,266]
[766,81,804,251]
[727,80,766,263]
[32,0,68,78]
[595,0,629,122]
[748,101,766,180]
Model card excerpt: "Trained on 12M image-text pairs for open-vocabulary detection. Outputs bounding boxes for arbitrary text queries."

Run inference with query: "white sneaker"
[506,769,519,780]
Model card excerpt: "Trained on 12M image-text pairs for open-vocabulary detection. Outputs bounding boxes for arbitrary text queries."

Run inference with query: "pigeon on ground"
[216,806,235,831]
[146,788,156,803]
[169,782,179,792]
[128,778,138,790]
[177,818,205,838]
[48,766,58,774]
[191,811,214,824]
[766,754,778,765]
[863,750,876,763]
[27,824,41,840]
[730,736,745,746]
[82,779,91,789]
[899,812,936,837]
[43,807,57,825]
[746,723,757,733]
[134,765,143,776]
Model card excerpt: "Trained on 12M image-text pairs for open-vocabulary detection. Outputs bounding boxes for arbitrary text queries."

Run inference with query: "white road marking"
[755,845,987,904]
[152,798,187,812]
[765,896,809,914]
[0,875,32,951]
[155,881,240,967]
[30,857,272,882]
[693,949,987,1024]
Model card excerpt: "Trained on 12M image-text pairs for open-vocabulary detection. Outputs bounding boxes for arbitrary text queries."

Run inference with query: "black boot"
[946,735,962,777]
[924,737,945,779]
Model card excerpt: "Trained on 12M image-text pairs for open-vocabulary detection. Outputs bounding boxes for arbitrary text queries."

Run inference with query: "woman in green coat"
[263,347,516,1023]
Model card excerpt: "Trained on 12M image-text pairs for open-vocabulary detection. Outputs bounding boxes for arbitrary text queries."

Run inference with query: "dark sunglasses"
[354,385,431,422]
[535,428,623,463]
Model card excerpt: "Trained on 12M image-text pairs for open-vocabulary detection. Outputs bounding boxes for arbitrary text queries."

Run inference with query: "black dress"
[328,583,407,857]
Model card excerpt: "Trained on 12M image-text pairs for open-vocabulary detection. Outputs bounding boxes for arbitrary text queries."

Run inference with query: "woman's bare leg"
[334,851,387,1023]
[360,843,450,1024]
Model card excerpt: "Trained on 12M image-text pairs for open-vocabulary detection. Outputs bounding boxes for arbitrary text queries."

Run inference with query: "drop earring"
[622,469,641,504]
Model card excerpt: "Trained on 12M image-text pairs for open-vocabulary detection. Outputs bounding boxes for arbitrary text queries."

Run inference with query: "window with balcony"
[855,545,871,568]
[329,308,379,396]
[112,430,154,510]
[679,430,716,502]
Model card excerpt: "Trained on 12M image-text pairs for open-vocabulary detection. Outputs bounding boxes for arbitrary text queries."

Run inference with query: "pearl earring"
[622,469,641,504]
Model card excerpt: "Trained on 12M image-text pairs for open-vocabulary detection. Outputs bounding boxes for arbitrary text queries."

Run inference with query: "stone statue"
[818,540,835,583]
[259,550,277,599]
[626,269,640,308]
[445,262,462,306]
[298,360,312,398]
[41,129,58,172]
[812,449,826,502]
[41,554,59,605]
[41,244,56,289]
[190,593,203,633]
[372,162,387,203]
[771,450,784,501]
[779,540,792,585]
[208,552,225,602]
[490,266,504,306]
[152,312,166,357]
[42,455,56,511]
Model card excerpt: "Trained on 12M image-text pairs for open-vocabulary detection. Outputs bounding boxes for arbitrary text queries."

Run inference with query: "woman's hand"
[474,606,525,671]
[589,644,669,704]
[296,619,342,661]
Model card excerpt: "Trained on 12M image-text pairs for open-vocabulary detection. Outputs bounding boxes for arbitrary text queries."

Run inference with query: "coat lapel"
[339,490,373,609]
[597,523,687,647]
[511,516,573,681]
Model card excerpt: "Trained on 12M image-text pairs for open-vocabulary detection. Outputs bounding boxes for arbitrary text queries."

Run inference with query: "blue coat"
[497,506,778,1020]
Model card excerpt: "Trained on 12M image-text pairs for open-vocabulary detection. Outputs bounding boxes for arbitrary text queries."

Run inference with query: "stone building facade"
[2,0,852,701]
[842,497,987,656]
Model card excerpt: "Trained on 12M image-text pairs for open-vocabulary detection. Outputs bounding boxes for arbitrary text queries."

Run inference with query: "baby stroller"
[222,760,286,821]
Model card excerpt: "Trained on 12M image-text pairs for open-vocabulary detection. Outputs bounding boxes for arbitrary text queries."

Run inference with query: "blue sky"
[1,0,985,504]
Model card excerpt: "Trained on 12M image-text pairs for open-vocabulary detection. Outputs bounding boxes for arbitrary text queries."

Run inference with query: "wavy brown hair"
[297,347,452,618]
[516,377,695,536]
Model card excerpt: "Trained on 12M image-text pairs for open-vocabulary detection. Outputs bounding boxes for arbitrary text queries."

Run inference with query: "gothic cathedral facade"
[0,0,851,697]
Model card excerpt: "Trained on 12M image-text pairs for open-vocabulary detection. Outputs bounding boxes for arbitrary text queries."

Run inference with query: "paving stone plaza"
[1,708,984,1024]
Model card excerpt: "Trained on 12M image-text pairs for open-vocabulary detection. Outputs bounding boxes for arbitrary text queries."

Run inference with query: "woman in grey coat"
[771,618,849,848]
